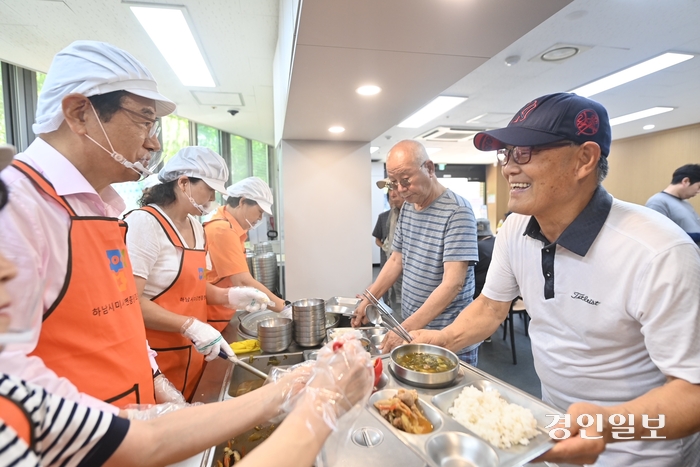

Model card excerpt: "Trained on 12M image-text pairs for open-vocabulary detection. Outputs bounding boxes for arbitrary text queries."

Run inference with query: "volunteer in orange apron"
[125,147,271,400]
[205,177,290,332]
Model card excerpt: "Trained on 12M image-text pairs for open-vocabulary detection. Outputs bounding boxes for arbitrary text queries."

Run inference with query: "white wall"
[280,140,373,300]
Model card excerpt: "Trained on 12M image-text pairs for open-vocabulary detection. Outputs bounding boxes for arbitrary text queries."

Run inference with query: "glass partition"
[0,69,5,145]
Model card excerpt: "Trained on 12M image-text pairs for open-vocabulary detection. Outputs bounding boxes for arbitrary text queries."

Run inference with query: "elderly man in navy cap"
[410,93,700,466]
[0,41,182,414]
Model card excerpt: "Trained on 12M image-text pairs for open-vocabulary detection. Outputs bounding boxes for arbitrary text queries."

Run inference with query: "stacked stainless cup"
[254,241,273,254]
[251,252,277,290]
[257,317,293,353]
[292,299,326,347]
[245,250,255,273]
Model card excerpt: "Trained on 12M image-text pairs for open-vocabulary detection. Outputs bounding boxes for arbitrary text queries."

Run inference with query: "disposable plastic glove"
[153,373,186,404]
[181,317,234,361]
[227,286,272,312]
[123,402,199,421]
[280,304,293,320]
[277,334,373,432]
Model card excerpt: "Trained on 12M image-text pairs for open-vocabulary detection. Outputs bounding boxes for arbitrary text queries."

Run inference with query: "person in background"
[0,41,179,411]
[410,93,700,466]
[645,164,700,244]
[473,218,495,300]
[352,140,480,364]
[124,147,270,401]
[205,177,289,331]
[372,182,404,316]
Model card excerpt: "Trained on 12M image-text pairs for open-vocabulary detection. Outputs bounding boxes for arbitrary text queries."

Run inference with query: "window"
[161,114,190,164]
[230,135,249,183]
[197,123,220,153]
[0,68,5,145]
[252,140,269,183]
[36,72,46,97]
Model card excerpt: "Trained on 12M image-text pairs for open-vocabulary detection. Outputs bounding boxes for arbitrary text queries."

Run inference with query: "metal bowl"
[390,343,460,389]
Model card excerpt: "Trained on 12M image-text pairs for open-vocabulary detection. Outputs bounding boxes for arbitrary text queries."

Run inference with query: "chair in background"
[502,297,530,364]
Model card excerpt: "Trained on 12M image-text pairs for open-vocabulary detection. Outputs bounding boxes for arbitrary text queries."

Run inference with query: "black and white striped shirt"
[0,373,129,467]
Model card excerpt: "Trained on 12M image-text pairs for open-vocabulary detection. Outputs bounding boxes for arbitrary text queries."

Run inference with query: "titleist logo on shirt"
[571,292,600,306]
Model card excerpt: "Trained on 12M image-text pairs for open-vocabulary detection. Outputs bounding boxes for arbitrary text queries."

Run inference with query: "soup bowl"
[390,343,460,389]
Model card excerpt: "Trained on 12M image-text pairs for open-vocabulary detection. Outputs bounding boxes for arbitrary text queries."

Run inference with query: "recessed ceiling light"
[356,85,381,96]
[398,96,468,128]
[370,146,379,154]
[609,107,674,126]
[130,5,215,87]
[504,55,521,67]
[541,46,579,62]
[328,126,345,133]
[643,124,655,130]
[570,52,694,98]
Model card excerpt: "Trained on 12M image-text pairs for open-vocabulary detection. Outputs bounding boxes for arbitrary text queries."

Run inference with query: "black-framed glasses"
[496,141,575,166]
[386,160,428,190]
[118,106,161,139]
[0,179,8,211]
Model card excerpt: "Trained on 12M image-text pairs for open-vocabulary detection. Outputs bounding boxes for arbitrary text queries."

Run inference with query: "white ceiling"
[1,0,699,167]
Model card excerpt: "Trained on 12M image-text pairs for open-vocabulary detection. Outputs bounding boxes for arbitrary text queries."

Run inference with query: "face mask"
[84,105,156,179]
[185,186,218,215]
[246,218,263,230]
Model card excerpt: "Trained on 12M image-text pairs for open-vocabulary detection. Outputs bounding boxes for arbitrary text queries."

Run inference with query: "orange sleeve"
[205,221,249,282]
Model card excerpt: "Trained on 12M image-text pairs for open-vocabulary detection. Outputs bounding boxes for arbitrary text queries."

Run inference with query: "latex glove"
[123,402,199,421]
[227,287,271,312]
[280,304,293,320]
[181,317,234,361]
[153,373,186,404]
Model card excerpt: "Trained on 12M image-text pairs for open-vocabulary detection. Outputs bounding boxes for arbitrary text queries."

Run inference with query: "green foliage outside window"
[230,134,249,183]
[36,72,46,96]
[0,76,5,144]
[197,124,220,154]
[252,140,269,184]
[161,114,190,164]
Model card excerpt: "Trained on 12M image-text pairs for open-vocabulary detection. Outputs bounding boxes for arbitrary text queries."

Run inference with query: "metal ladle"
[362,291,412,343]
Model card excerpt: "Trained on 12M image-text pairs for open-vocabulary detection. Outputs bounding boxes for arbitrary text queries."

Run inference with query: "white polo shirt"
[483,186,700,466]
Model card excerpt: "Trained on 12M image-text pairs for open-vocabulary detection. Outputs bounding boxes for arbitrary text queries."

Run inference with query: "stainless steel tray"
[325,296,361,315]
[367,356,561,467]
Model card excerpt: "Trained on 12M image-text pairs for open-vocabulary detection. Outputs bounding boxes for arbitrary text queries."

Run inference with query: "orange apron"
[204,218,243,332]
[13,161,155,407]
[0,395,33,448]
[133,206,207,401]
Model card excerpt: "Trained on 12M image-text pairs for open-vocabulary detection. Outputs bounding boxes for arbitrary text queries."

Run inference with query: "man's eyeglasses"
[118,106,161,139]
[496,141,575,166]
[386,160,428,190]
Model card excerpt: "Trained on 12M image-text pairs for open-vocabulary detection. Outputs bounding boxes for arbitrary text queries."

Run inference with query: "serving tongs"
[363,289,413,343]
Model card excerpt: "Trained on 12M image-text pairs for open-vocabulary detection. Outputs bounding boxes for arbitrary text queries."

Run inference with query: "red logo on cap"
[511,100,538,124]
[575,109,599,136]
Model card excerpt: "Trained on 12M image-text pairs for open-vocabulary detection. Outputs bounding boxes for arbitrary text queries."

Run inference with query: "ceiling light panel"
[570,52,693,98]
[328,126,345,133]
[609,107,674,126]
[130,5,215,87]
[398,96,467,128]
[356,85,381,96]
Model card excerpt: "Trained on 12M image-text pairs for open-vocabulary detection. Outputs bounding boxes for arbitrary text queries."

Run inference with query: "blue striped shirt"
[393,189,478,352]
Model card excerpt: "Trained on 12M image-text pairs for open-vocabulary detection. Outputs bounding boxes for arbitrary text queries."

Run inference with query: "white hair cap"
[158,147,229,195]
[33,40,176,135]
[226,177,273,215]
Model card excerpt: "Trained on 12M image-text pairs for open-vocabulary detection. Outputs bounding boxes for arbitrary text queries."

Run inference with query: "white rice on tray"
[448,385,539,449]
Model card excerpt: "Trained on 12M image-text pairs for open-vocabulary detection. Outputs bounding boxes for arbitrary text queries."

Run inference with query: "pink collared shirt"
[0,138,157,414]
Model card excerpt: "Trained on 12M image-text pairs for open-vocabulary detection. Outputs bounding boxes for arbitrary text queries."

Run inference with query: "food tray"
[367,356,561,467]
[325,326,388,356]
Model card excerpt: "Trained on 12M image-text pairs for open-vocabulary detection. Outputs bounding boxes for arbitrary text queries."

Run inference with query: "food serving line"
[187,298,563,467]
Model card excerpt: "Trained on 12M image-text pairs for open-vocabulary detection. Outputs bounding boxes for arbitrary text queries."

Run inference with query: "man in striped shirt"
[352,140,480,364]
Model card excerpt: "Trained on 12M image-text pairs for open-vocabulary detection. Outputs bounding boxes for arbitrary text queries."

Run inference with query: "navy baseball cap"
[473,93,611,157]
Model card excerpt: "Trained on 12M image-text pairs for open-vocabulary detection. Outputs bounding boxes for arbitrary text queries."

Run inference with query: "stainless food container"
[390,343,460,388]
[292,298,326,347]
[257,317,292,353]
